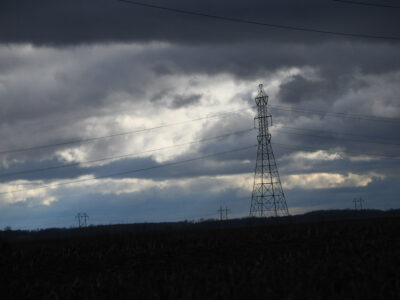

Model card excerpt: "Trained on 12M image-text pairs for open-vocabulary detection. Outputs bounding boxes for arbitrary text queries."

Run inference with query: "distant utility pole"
[218,206,229,221]
[250,84,289,217]
[353,197,364,210]
[75,213,89,227]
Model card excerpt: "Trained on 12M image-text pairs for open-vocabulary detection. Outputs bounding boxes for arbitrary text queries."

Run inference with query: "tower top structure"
[255,83,268,105]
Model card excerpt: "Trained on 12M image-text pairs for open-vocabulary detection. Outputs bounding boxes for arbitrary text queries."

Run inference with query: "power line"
[0,145,257,197]
[333,0,400,8]
[272,142,399,159]
[269,105,400,123]
[0,107,252,156]
[1,103,397,158]
[0,126,400,185]
[118,0,400,41]
[6,95,399,134]
[1,124,397,184]
[278,125,399,143]
[276,129,400,147]
[276,149,400,179]
[271,142,400,176]
[275,145,398,174]
[3,140,397,212]
[2,125,397,184]
[2,104,255,134]
[0,128,253,181]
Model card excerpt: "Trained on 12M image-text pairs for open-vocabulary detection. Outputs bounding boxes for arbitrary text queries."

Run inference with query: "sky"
[0,0,399,229]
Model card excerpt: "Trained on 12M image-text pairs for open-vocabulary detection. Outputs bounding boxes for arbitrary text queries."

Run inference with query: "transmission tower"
[75,213,89,227]
[353,197,364,210]
[250,84,289,217]
[218,206,229,220]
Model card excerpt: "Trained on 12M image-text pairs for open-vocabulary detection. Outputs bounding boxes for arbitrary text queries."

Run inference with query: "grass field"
[1,215,400,299]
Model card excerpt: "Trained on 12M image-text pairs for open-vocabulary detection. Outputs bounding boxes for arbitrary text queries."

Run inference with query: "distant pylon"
[353,197,364,210]
[218,206,229,220]
[250,84,289,217]
[75,212,89,227]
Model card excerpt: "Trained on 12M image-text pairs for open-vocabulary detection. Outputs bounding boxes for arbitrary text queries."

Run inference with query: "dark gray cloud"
[1,0,399,45]
[170,93,202,108]
[0,40,398,130]
[276,73,364,104]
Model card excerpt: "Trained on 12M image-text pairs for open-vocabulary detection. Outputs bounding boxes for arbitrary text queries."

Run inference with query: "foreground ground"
[1,216,400,299]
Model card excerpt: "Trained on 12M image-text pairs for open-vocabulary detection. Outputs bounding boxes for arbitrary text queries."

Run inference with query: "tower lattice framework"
[250,84,289,217]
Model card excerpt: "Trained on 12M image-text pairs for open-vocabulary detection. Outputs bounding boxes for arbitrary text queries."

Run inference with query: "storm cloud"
[1,0,399,45]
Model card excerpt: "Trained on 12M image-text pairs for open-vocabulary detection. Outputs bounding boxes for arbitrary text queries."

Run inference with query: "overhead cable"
[0,145,257,197]
[270,105,400,123]
[276,129,400,147]
[0,128,253,180]
[119,0,400,41]
[333,0,400,8]
[272,142,399,159]
[0,107,252,156]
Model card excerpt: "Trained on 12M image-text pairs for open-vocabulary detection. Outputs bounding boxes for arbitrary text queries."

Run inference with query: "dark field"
[2,215,400,299]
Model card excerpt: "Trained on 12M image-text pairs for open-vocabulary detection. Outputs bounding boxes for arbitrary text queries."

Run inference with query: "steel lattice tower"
[250,84,289,217]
